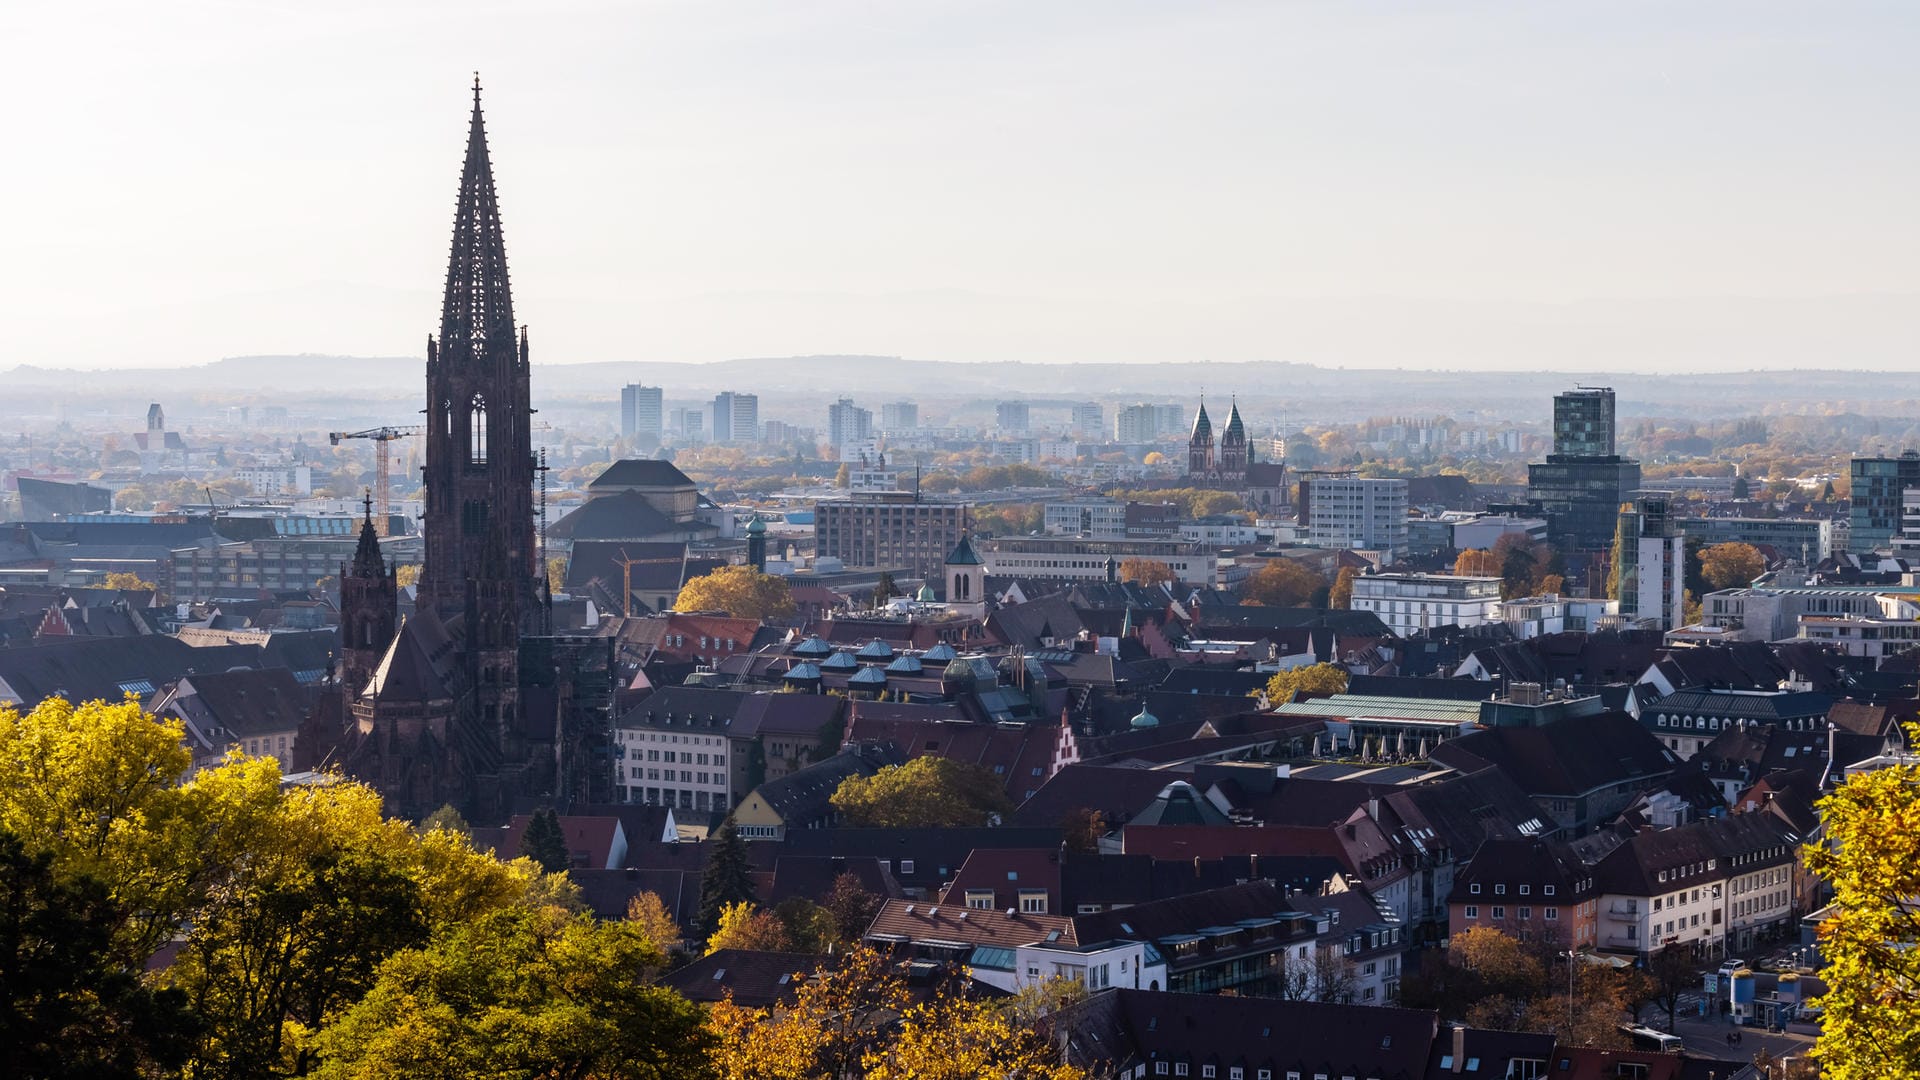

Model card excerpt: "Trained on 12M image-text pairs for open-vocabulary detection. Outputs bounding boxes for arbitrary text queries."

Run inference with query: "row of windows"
[626,767,720,786]
[1463,905,1559,922]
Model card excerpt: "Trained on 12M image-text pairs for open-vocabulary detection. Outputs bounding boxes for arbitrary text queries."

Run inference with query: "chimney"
[1451,1024,1466,1072]
[1367,797,1380,822]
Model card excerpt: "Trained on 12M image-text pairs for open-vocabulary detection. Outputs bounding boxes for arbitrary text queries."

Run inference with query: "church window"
[471,395,488,463]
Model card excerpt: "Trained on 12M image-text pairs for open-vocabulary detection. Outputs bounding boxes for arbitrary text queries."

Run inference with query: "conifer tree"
[519,808,570,874]
[698,820,757,937]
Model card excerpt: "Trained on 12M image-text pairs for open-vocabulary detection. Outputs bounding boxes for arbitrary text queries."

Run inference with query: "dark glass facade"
[1553,388,1617,457]
[1848,451,1920,553]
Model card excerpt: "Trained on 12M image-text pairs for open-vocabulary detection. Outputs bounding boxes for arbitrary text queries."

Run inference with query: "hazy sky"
[4,1,1917,371]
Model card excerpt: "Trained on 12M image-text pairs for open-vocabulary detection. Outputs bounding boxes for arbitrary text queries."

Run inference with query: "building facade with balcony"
[1350,572,1503,637]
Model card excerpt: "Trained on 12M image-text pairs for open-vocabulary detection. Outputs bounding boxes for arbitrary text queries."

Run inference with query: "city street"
[1636,993,1818,1063]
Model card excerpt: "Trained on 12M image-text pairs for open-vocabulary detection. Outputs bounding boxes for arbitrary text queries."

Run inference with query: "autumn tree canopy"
[674,566,796,621]
[1700,541,1767,591]
[1806,733,1920,1078]
[1117,557,1175,586]
[1240,558,1328,607]
[830,757,1014,829]
[1262,662,1349,704]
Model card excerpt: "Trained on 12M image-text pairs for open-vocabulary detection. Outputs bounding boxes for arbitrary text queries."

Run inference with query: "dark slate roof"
[1348,673,1498,702]
[1430,713,1677,798]
[748,745,897,826]
[1464,630,1664,686]
[1054,988,1442,1078]
[1155,666,1267,697]
[565,540,692,590]
[1013,764,1196,829]
[589,459,697,489]
[779,827,1065,896]
[662,949,823,1007]
[1452,837,1594,897]
[569,802,678,846]
[765,855,900,906]
[548,491,713,542]
[0,635,263,707]
[1193,606,1392,637]
[178,667,310,738]
[1127,780,1230,826]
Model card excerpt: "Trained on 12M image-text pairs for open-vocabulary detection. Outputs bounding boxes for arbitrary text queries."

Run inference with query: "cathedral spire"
[351,488,386,578]
[440,75,514,363]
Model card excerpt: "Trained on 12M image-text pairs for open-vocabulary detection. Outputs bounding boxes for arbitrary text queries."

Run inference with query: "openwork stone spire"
[440,76,515,364]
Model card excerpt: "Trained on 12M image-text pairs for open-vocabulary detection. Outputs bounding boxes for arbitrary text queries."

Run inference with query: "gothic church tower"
[416,79,543,757]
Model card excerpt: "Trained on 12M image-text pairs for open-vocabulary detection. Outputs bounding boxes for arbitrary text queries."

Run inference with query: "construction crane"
[610,546,688,619]
[327,426,424,537]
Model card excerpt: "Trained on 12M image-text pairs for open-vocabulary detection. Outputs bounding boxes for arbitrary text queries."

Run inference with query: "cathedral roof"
[1190,403,1213,443]
[363,609,457,703]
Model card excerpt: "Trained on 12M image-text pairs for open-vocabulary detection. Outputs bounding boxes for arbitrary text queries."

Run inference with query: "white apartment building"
[1301,477,1408,559]
[982,536,1216,585]
[1179,519,1261,546]
[1044,498,1129,539]
[1350,573,1503,637]
[233,465,313,496]
[614,726,733,812]
[1070,402,1104,441]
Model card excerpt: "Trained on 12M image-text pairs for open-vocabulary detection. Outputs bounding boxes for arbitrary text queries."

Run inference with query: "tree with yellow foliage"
[1805,730,1920,1078]
[1117,557,1175,586]
[1329,565,1358,609]
[863,982,1086,1080]
[395,563,422,588]
[1240,558,1327,607]
[1454,549,1499,577]
[675,565,796,621]
[831,756,1014,828]
[1700,541,1766,590]
[709,944,1084,1080]
[706,901,792,954]
[102,571,157,591]
[1261,662,1348,705]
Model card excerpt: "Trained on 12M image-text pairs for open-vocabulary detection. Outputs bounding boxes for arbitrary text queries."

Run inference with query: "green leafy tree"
[0,832,199,1079]
[519,808,571,874]
[698,821,758,937]
[418,803,468,835]
[830,757,1014,829]
[311,906,716,1080]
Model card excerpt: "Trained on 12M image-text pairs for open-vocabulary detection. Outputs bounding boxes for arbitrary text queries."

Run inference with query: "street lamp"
[1564,950,1577,1035]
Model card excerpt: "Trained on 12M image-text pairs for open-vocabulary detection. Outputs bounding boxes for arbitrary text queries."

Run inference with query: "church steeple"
[1188,401,1215,475]
[416,79,542,764]
[439,76,516,365]
[339,489,398,695]
[350,490,386,579]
